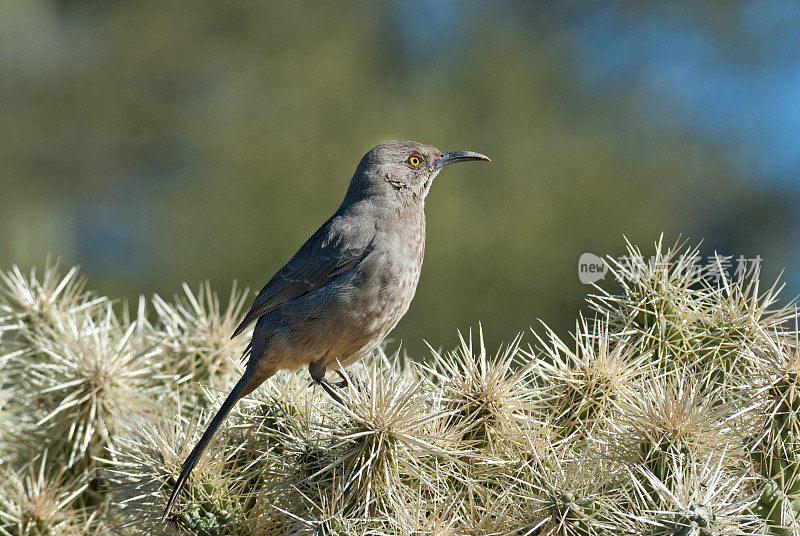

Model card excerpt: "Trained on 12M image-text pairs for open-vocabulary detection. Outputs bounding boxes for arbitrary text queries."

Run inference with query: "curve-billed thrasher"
[163,140,489,520]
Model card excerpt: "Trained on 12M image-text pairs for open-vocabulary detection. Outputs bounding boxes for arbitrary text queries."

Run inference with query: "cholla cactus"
[746,327,800,534]
[621,451,760,535]
[267,352,463,532]
[470,426,619,536]
[590,237,791,382]
[0,265,167,526]
[589,238,708,365]
[0,452,92,536]
[151,282,251,406]
[103,398,260,536]
[609,372,741,488]
[24,303,161,469]
[5,238,800,535]
[424,330,535,450]
[532,317,651,440]
[0,262,99,336]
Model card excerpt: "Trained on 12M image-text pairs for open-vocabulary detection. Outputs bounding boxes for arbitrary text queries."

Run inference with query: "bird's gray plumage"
[163,140,489,521]
[231,214,374,339]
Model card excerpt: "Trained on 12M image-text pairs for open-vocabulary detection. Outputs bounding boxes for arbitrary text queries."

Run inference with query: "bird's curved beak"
[433,150,491,170]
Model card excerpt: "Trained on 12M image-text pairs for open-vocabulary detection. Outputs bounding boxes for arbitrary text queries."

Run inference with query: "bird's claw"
[317,376,345,406]
[307,369,366,406]
[334,369,365,391]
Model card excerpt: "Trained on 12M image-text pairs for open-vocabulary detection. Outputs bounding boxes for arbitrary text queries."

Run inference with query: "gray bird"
[163,140,490,520]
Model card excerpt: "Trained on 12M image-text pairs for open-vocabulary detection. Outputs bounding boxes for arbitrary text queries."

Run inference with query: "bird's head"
[344,140,490,208]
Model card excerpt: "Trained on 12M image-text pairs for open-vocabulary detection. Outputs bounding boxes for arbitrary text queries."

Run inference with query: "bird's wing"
[231,215,372,339]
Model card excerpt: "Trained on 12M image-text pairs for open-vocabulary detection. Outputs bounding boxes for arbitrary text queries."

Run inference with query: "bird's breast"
[353,228,424,322]
[329,224,425,357]
[271,214,426,368]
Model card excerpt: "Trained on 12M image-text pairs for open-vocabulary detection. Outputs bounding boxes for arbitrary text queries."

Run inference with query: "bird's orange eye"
[408,156,421,167]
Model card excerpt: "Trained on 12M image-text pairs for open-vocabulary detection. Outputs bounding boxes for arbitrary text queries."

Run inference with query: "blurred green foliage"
[0,1,792,354]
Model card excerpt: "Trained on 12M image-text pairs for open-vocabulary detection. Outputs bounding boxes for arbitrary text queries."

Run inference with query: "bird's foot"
[334,369,365,391]
[308,360,347,406]
[317,376,345,406]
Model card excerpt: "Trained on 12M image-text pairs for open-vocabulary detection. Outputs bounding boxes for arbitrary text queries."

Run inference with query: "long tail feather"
[162,371,251,522]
